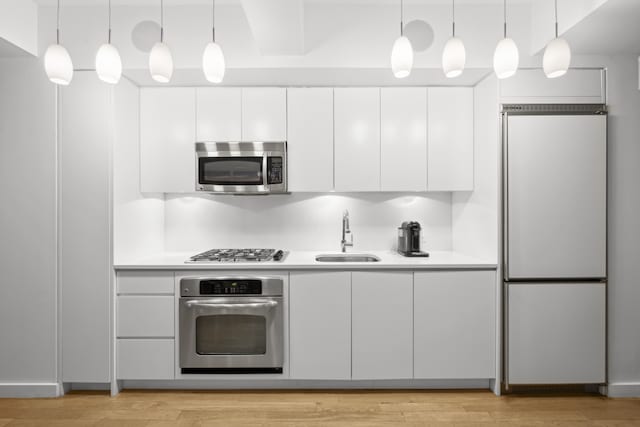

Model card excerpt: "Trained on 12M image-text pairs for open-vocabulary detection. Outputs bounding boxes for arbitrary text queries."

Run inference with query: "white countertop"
[114,250,497,270]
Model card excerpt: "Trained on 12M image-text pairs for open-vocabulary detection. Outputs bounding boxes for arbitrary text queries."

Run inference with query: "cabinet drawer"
[117,271,174,294]
[117,339,174,379]
[117,296,174,337]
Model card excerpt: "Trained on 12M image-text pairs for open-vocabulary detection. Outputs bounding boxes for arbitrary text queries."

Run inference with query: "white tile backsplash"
[164,193,452,253]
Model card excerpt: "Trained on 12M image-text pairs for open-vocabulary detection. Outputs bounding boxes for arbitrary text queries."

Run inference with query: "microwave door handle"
[185,300,278,309]
[262,155,268,186]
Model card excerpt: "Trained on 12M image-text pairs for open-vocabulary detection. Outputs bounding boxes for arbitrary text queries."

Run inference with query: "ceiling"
[564,0,640,54]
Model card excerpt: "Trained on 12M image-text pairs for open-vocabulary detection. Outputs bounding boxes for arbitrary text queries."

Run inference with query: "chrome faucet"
[341,210,353,253]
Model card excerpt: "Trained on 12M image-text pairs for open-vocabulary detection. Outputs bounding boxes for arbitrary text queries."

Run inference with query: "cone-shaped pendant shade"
[96,43,122,84]
[202,42,225,83]
[493,37,519,79]
[391,36,413,79]
[149,42,173,83]
[543,37,571,78]
[44,44,73,85]
[442,37,465,78]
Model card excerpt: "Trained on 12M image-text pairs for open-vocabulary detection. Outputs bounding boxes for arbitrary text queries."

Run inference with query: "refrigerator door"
[506,114,607,280]
[506,282,606,385]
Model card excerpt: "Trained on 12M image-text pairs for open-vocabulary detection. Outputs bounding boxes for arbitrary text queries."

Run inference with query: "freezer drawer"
[505,114,606,279]
[506,282,606,385]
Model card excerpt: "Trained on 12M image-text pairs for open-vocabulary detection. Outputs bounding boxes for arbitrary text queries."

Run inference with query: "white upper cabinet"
[381,88,428,191]
[352,272,413,379]
[427,87,474,191]
[500,69,605,104]
[196,88,242,141]
[140,87,196,193]
[241,88,287,141]
[287,88,334,192]
[334,88,381,192]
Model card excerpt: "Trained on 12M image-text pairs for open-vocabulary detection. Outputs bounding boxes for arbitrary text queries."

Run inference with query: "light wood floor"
[0,390,639,426]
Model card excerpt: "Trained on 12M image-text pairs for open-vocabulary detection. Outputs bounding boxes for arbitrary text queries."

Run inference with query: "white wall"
[451,74,500,262]
[164,193,452,253]
[604,55,640,395]
[113,78,164,264]
[0,57,58,393]
[0,0,38,56]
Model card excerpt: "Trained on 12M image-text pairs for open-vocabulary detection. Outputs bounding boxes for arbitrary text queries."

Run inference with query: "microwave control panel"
[267,157,283,185]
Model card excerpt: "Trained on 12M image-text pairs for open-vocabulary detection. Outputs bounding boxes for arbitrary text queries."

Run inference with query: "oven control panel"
[199,279,262,295]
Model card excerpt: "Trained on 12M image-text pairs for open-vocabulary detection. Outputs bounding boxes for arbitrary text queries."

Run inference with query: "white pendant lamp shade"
[442,37,465,78]
[203,42,225,83]
[44,44,74,86]
[493,37,519,79]
[543,37,571,78]
[391,36,413,79]
[149,42,173,83]
[96,43,122,84]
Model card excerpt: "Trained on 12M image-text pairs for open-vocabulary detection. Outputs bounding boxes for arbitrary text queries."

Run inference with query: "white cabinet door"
[414,271,496,379]
[507,282,606,385]
[427,87,473,191]
[117,296,175,338]
[59,72,111,383]
[289,272,351,379]
[140,87,196,193]
[287,88,334,192]
[117,271,174,295]
[196,87,242,141]
[500,69,605,104]
[381,88,428,191]
[334,88,381,191]
[352,272,413,379]
[242,88,287,141]
[117,339,174,380]
[506,115,607,279]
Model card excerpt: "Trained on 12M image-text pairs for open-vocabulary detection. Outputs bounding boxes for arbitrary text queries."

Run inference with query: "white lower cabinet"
[117,339,174,380]
[414,271,496,379]
[507,282,606,384]
[117,296,174,338]
[352,272,413,379]
[289,272,351,380]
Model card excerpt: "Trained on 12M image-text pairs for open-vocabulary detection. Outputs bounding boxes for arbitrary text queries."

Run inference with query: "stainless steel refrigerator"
[502,104,607,388]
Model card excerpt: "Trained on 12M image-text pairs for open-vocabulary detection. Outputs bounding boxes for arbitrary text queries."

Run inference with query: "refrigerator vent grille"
[502,104,607,115]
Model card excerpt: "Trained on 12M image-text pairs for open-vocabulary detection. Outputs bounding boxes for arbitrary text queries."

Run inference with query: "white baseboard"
[0,383,61,398]
[607,383,640,398]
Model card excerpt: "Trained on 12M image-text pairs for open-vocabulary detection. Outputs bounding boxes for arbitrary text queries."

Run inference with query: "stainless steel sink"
[315,253,381,263]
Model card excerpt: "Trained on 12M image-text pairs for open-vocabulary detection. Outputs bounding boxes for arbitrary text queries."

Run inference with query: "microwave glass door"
[196,314,267,355]
[199,157,264,186]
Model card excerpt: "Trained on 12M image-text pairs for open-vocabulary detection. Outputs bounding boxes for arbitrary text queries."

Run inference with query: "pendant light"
[543,0,571,78]
[390,0,413,79]
[95,0,122,84]
[202,0,226,83]
[149,0,173,83]
[493,0,519,79]
[44,0,73,86]
[442,0,465,78]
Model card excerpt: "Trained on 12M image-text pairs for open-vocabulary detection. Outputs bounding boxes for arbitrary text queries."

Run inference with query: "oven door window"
[196,315,267,355]
[199,157,264,186]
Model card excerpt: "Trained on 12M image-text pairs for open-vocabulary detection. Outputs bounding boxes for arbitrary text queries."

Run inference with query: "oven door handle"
[185,300,278,309]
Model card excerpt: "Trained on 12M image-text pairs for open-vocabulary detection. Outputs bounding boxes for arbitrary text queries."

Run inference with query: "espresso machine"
[397,221,429,257]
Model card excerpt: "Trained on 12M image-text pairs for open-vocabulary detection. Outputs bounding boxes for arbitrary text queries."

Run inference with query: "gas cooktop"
[186,248,286,263]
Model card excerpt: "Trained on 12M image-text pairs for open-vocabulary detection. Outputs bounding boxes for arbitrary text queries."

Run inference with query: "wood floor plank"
[0,390,639,426]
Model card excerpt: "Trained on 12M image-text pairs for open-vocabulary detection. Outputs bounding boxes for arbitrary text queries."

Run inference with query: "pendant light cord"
[108,0,112,43]
[503,0,507,38]
[452,0,456,37]
[56,0,60,43]
[554,0,559,38]
[160,0,164,42]
[400,0,403,36]
[212,0,216,42]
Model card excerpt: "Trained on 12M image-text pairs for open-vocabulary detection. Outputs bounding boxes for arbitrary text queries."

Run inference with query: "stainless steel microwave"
[195,142,287,194]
